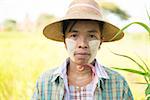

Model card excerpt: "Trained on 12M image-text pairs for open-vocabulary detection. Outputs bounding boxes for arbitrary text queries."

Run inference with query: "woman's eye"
[90,35,94,38]
[90,35,96,38]
[71,34,77,38]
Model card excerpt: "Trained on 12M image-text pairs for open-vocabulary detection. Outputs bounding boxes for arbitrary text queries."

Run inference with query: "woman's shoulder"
[103,66,126,81]
[36,67,59,83]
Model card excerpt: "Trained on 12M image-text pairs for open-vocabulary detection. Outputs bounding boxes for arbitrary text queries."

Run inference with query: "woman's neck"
[67,61,93,87]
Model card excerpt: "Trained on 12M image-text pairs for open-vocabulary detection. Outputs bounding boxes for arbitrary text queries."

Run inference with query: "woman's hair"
[63,19,77,37]
[62,19,104,38]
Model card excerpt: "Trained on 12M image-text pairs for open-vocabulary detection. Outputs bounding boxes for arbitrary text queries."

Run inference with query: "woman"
[32,0,133,99]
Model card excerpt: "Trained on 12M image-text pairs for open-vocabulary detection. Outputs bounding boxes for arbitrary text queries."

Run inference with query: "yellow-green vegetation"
[111,20,150,100]
[0,31,148,100]
[0,31,68,99]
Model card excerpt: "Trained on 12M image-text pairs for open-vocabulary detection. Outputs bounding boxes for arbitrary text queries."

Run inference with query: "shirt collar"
[51,58,69,82]
[94,59,109,79]
[51,58,109,82]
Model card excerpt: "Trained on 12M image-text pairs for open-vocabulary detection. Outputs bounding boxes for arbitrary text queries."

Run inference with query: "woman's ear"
[64,40,67,49]
[98,43,101,49]
[98,36,103,49]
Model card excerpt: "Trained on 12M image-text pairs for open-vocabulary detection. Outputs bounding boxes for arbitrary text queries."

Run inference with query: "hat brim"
[43,17,124,42]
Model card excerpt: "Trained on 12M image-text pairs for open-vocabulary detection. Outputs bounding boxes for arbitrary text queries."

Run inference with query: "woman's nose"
[77,37,88,49]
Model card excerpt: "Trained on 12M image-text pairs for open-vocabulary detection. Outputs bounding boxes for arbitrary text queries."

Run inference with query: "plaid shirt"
[32,58,133,100]
[69,85,93,99]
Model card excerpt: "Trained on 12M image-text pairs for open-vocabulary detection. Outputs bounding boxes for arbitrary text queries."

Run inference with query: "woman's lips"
[74,52,90,58]
[75,52,90,55]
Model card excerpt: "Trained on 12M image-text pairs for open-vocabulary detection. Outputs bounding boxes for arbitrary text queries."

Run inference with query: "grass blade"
[146,8,150,23]
[112,52,147,72]
[145,84,150,99]
[144,76,150,84]
[132,82,148,84]
[137,55,150,72]
[109,22,150,41]
[111,67,147,76]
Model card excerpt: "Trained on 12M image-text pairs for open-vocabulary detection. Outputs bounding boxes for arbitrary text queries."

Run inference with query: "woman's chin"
[74,58,90,65]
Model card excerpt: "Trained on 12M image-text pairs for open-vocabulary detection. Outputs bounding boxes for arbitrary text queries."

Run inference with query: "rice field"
[0,31,149,100]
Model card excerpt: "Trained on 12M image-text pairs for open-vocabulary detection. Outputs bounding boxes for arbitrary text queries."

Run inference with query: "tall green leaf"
[146,9,150,22]
[111,67,147,76]
[111,52,147,72]
[145,84,150,100]
[137,55,150,72]
[109,22,150,41]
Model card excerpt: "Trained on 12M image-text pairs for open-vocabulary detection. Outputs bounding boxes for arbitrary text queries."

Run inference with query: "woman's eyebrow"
[70,29,78,32]
[88,29,98,33]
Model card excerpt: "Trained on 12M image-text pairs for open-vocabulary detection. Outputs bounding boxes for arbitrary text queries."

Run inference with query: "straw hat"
[43,0,124,42]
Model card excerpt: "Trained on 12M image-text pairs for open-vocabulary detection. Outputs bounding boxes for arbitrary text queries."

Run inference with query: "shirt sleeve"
[31,80,41,100]
[123,80,134,100]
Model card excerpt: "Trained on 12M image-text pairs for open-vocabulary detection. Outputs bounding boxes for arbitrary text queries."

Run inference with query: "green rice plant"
[111,10,150,100]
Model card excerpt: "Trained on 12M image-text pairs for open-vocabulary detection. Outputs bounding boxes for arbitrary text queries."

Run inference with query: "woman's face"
[65,20,102,65]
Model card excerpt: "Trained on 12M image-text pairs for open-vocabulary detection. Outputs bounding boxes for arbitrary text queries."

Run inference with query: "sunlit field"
[0,31,149,100]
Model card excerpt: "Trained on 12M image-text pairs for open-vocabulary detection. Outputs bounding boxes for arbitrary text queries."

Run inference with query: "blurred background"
[0,0,150,99]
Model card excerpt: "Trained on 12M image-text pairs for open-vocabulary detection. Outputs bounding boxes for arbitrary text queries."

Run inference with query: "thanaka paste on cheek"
[65,38,76,62]
[65,38,100,64]
[88,40,100,63]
